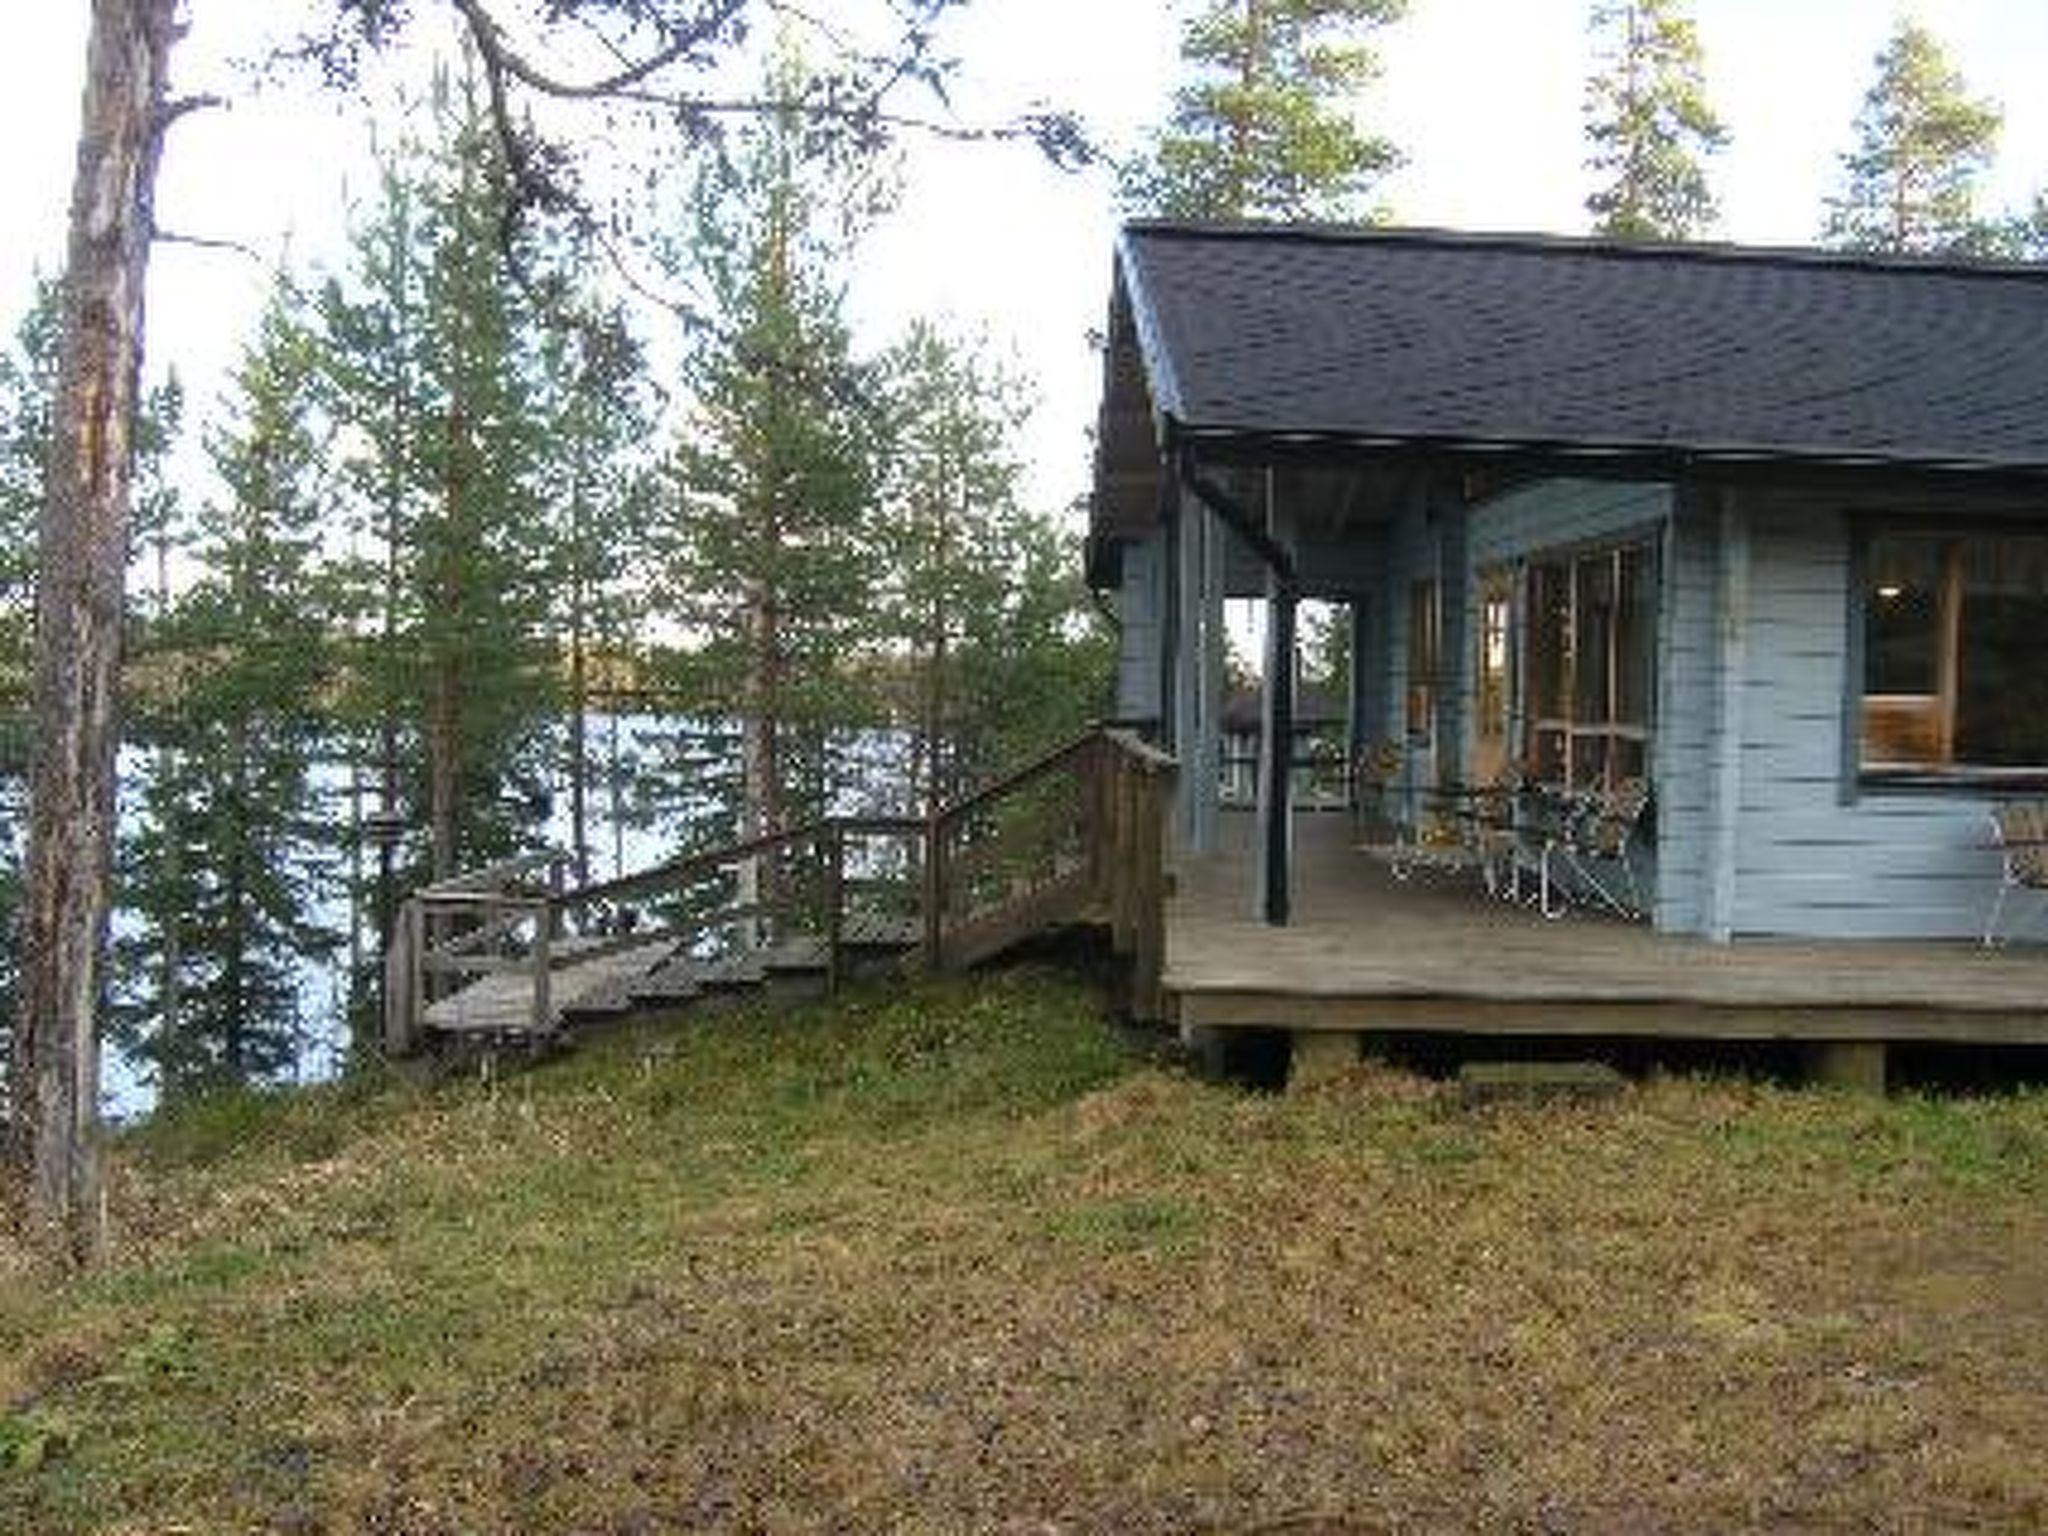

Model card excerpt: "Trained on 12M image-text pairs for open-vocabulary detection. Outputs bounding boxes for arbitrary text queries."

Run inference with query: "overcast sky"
[4,1,2047,514]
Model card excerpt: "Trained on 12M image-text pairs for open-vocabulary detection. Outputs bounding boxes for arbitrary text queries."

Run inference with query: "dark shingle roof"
[1117,222,2048,474]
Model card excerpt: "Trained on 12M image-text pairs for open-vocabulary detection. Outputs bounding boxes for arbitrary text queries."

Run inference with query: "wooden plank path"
[423,937,673,1036]
[389,727,1180,1051]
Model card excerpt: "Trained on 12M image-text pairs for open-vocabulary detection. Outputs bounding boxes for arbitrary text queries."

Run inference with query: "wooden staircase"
[384,727,1176,1053]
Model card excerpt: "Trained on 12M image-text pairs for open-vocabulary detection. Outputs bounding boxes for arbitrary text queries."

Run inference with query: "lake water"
[83,713,916,1119]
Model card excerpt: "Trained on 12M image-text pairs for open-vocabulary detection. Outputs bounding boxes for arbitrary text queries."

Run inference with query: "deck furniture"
[1352,741,1406,839]
[1983,800,2048,948]
[1555,778,1651,919]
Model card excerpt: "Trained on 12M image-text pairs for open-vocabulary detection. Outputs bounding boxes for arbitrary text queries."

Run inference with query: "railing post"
[923,808,946,969]
[1084,733,1107,903]
[408,898,429,1013]
[531,903,553,1034]
[825,824,845,994]
[1132,763,1172,1023]
[383,898,416,1057]
[1113,756,1138,954]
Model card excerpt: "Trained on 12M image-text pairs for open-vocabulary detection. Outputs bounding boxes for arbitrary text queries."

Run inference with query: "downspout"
[1154,455,1180,752]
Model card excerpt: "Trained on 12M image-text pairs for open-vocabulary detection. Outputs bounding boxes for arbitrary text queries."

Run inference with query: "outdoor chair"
[1556,777,1650,919]
[1983,800,2048,948]
[1353,741,1406,842]
[1464,762,1528,902]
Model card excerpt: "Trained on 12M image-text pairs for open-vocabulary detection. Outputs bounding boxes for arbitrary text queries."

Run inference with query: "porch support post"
[1707,488,1748,944]
[1194,506,1226,853]
[1173,489,1217,852]
[1435,491,1469,787]
[1346,596,1371,774]
[1177,449,1299,923]
[1259,564,1297,925]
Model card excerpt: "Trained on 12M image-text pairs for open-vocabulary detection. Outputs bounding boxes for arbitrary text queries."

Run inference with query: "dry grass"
[4,966,2048,1532]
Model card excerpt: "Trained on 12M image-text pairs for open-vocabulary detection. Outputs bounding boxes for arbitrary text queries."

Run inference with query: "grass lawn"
[4,964,2048,1532]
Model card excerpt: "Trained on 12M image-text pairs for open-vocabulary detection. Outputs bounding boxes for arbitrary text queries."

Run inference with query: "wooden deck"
[1167,810,2048,1044]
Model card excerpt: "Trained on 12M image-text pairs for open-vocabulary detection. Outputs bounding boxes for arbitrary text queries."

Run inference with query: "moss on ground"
[4,966,2047,1532]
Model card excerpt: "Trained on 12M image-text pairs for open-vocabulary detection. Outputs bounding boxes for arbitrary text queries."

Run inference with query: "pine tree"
[113,282,338,1098]
[1823,20,2003,256]
[1,283,182,1119]
[0,282,60,704]
[1123,0,1405,221]
[324,68,557,886]
[875,323,1073,807]
[530,301,652,883]
[665,71,885,844]
[0,284,60,1108]
[1583,0,1727,241]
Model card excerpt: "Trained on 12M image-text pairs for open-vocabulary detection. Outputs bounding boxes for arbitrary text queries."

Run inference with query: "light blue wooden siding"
[1374,498,1434,807]
[1722,493,1998,940]
[1466,480,1671,571]
[1114,534,1164,723]
[1651,493,1718,936]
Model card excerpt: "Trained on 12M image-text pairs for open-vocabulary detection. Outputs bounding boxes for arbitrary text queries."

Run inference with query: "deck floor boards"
[1168,811,2048,1035]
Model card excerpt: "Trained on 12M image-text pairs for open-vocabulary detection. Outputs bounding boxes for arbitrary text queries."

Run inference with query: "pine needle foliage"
[113,282,338,1100]
[1822,20,2003,256]
[1583,0,1726,241]
[663,60,886,838]
[1124,0,1405,222]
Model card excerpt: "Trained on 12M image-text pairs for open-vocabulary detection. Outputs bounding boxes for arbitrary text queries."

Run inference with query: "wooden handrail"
[1099,726,1175,774]
[414,851,564,897]
[937,727,1105,826]
[566,815,924,909]
[387,724,1184,1051]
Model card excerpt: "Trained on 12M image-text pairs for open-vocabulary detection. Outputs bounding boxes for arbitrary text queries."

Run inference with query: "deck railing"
[384,724,1178,1052]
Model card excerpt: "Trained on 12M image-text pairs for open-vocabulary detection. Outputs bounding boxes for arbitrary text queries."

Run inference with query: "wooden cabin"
[1089,222,2048,1084]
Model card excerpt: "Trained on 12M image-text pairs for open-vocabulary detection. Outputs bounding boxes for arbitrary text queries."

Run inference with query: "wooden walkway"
[390,727,1178,1050]
[1168,811,2048,1044]
[420,917,927,1036]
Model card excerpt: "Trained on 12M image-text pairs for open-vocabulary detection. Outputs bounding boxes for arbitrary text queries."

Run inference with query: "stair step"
[697,959,767,991]
[628,963,704,1004]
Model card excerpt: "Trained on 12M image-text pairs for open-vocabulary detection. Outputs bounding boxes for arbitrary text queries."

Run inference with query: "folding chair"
[1353,741,1405,843]
[1558,778,1650,919]
[1465,762,1527,902]
[1983,800,2048,948]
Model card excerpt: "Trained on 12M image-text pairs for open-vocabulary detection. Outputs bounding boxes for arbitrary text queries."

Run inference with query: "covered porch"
[1095,224,2048,952]
[1166,810,2048,1087]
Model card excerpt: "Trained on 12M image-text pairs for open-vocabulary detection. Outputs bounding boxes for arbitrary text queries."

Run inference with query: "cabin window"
[1861,532,2048,775]
[1405,577,1440,743]
[1524,541,1655,792]
[1473,566,1513,776]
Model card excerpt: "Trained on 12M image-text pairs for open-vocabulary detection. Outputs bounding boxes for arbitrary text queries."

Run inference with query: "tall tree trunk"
[427,406,468,881]
[8,0,180,1262]
[740,578,783,840]
[427,664,460,881]
[739,577,782,941]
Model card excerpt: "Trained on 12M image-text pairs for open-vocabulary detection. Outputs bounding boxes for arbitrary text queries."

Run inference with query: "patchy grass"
[5,968,2048,1531]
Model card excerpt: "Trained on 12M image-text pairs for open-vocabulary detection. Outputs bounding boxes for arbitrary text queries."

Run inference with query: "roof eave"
[1171,424,2048,486]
